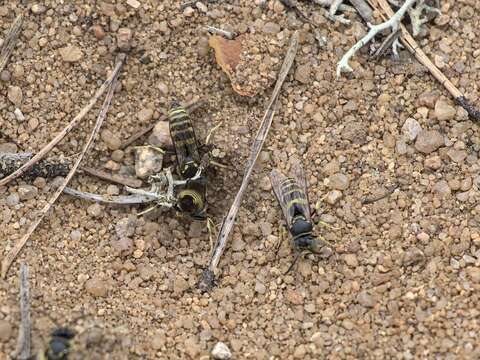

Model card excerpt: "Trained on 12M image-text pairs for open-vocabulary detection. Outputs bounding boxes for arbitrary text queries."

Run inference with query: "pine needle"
[1,54,126,279]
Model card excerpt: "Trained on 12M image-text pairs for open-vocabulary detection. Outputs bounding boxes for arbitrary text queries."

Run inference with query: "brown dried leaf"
[209,35,253,97]
[209,35,244,76]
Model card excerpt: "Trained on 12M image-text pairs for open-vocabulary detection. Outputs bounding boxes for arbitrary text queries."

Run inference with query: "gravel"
[1,1,480,359]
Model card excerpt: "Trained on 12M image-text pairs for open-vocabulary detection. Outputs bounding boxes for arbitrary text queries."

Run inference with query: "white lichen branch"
[408,0,441,36]
[336,0,417,77]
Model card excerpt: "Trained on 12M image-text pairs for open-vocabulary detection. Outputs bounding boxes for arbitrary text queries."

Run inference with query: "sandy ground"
[1,0,480,359]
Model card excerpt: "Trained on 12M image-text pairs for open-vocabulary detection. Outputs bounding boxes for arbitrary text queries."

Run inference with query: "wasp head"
[46,328,75,360]
[170,99,181,110]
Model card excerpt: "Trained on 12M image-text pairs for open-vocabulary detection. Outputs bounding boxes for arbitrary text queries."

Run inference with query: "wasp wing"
[291,162,311,222]
[270,168,310,229]
[269,169,293,227]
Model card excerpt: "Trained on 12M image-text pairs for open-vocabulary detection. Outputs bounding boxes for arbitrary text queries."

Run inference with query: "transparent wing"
[291,162,311,222]
[269,169,292,226]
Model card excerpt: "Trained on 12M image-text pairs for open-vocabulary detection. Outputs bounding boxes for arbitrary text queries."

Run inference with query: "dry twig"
[349,0,373,22]
[369,0,480,121]
[16,263,31,360]
[0,14,23,74]
[80,166,142,188]
[361,184,398,204]
[1,55,126,279]
[205,26,236,40]
[120,99,204,149]
[0,57,125,187]
[197,31,300,292]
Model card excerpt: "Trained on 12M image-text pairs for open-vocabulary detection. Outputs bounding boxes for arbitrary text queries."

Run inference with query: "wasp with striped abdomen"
[269,163,333,273]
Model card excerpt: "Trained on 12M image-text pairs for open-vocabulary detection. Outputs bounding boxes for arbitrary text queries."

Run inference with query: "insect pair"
[270,163,334,274]
[167,101,209,220]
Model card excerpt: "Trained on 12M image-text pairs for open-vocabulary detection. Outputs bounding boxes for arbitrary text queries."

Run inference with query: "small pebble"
[137,108,154,122]
[85,278,108,297]
[59,45,83,63]
[357,291,375,308]
[70,229,81,241]
[328,173,349,190]
[87,203,103,217]
[148,122,173,149]
[403,247,425,266]
[18,184,38,201]
[101,129,122,150]
[434,98,456,121]
[344,254,358,267]
[326,190,342,205]
[262,22,281,34]
[14,108,25,122]
[31,4,46,14]
[106,184,120,195]
[7,85,23,106]
[135,146,164,179]
[92,25,106,40]
[211,342,232,360]
[111,150,124,162]
[415,130,444,154]
[402,118,422,141]
[6,193,19,206]
[126,0,140,9]
[0,320,13,341]
[117,28,133,52]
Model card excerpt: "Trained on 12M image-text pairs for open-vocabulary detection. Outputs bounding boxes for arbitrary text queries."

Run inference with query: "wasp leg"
[206,217,216,254]
[284,251,303,275]
[137,204,160,216]
[209,160,228,169]
[273,224,288,260]
[205,121,223,145]
[313,200,341,230]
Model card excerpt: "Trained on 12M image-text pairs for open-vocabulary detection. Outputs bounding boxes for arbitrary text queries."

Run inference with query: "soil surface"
[1,1,480,359]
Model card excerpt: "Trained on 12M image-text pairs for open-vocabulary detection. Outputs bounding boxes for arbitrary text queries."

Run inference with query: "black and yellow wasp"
[270,163,332,273]
[168,101,208,220]
[32,327,75,360]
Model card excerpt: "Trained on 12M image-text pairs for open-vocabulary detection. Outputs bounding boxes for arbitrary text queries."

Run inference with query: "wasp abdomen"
[168,105,201,179]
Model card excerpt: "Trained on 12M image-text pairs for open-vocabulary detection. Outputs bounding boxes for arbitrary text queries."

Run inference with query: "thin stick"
[16,263,31,360]
[197,31,300,292]
[120,99,204,149]
[1,55,126,279]
[336,0,417,77]
[0,57,125,187]
[63,186,157,204]
[80,166,142,188]
[370,0,480,121]
[205,26,236,40]
[0,14,23,74]
[361,184,398,204]
[349,0,373,22]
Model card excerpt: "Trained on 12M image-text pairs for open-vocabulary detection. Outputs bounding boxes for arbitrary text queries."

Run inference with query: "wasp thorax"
[290,218,313,236]
[181,161,199,179]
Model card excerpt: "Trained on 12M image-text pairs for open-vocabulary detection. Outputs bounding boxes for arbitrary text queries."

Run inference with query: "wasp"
[269,163,332,273]
[168,101,209,220]
[34,327,75,360]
